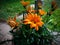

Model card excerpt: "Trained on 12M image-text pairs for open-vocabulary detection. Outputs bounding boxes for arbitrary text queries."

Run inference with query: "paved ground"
[0,22,13,45]
[0,14,24,45]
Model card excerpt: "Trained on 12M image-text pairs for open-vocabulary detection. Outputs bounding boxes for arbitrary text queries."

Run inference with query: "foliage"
[10,24,53,45]
[46,8,60,32]
[42,0,60,32]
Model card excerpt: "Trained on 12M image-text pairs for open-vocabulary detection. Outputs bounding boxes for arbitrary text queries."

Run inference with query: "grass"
[0,1,25,20]
[0,0,35,20]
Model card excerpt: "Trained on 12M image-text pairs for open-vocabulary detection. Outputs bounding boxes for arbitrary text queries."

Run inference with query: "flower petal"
[30,23,36,28]
[36,21,44,27]
[35,26,39,31]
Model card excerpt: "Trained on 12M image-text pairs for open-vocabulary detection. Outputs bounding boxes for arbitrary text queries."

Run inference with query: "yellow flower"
[7,16,19,28]
[24,13,44,31]
[39,9,46,15]
[26,6,36,13]
[21,0,30,6]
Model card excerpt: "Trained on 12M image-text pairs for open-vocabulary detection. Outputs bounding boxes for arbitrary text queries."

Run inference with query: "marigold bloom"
[24,13,44,31]
[39,9,46,15]
[21,0,30,6]
[7,16,19,28]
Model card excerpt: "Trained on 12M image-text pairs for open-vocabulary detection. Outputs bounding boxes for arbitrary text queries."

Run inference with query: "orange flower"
[24,13,44,31]
[39,9,46,15]
[21,0,30,6]
[7,16,19,28]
